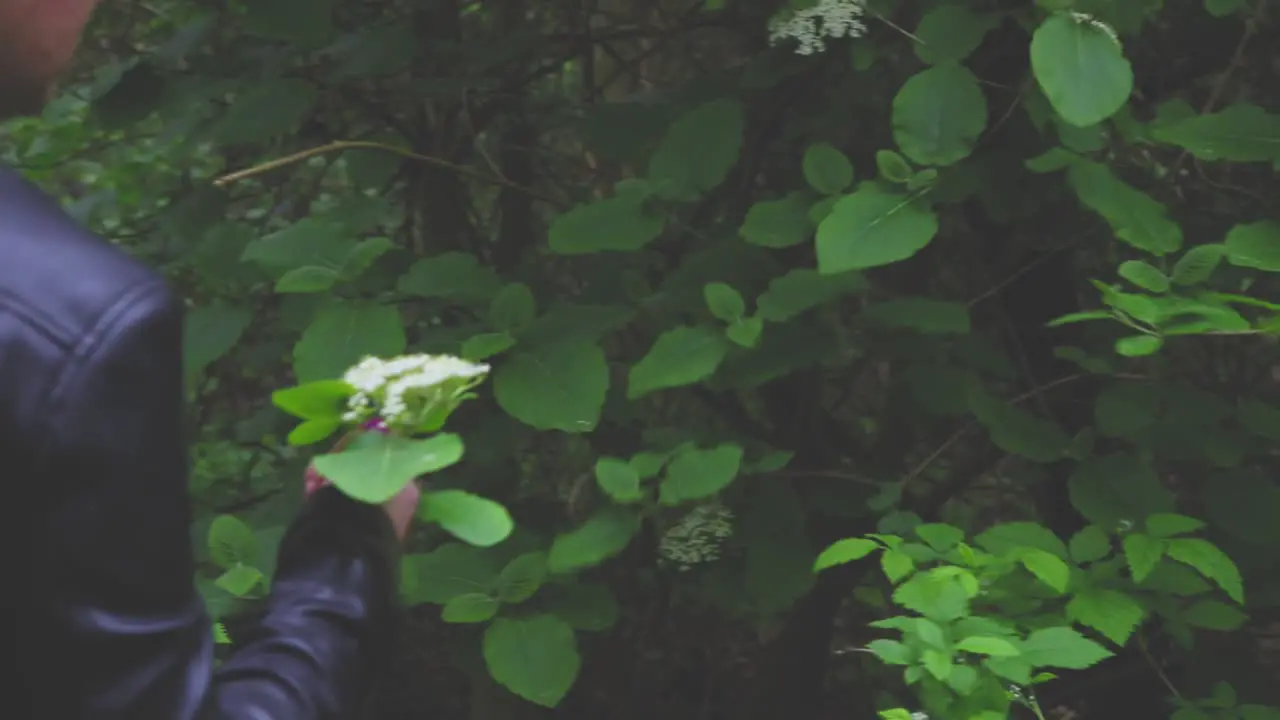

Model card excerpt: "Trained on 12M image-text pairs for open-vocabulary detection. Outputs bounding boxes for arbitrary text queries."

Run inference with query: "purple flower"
[362,418,390,433]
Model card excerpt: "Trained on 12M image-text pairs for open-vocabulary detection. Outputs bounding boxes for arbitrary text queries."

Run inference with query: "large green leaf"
[483,615,581,707]
[548,195,665,254]
[1151,104,1280,163]
[756,268,866,321]
[802,143,854,194]
[815,186,939,273]
[1018,626,1114,669]
[648,98,744,199]
[208,515,258,569]
[913,6,999,64]
[892,63,989,167]
[628,326,728,398]
[396,252,502,302]
[659,444,744,504]
[183,302,251,384]
[401,543,501,605]
[739,194,812,248]
[494,341,609,432]
[313,433,464,504]
[548,506,641,573]
[292,302,407,382]
[419,490,514,547]
[1067,162,1182,255]
[1030,14,1134,127]
[1223,221,1280,271]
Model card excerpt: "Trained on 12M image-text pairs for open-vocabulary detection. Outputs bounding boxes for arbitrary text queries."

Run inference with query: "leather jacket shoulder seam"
[31,278,171,468]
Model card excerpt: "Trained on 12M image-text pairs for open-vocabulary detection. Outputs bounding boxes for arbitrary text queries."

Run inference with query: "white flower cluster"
[342,354,489,428]
[767,0,868,56]
[659,504,735,571]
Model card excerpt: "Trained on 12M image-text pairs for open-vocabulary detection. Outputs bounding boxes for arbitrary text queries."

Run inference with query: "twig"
[213,140,564,206]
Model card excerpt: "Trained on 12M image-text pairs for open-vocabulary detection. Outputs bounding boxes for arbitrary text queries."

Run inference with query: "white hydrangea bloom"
[340,354,489,429]
[659,504,735,571]
[768,0,868,56]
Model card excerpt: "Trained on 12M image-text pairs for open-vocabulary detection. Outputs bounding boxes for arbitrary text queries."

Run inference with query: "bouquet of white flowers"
[272,353,511,546]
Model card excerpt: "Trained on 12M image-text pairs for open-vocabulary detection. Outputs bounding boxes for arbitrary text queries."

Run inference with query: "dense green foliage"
[3,0,1279,717]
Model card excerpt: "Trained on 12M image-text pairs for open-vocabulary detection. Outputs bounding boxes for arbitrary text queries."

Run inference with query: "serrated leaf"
[1122,533,1166,583]
[1165,538,1244,603]
[1145,513,1206,538]
[1180,599,1247,630]
[1017,548,1071,593]
[1066,588,1145,644]
[1068,525,1112,563]
[955,636,1021,657]
[1019,626,1114,669]
[1171,245,1225,286]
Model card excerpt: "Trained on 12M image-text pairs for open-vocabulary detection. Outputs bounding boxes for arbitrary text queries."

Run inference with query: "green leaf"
[914,524,965,553]
[863,298,970,334]
[1068,526,1112,564]
[208,515,258,569]
[815,186,939,273]
[339,237,395,281]
[183,302,252,384]
[396,252,502,302]
[494,341,609,433]
[704,282,746,322]
[1070,453,1176,530]
[1019,626,1114,669]
[548,506,641,573]
[1118,261,1170,293]
[1205,0,1247,16]
[441,593,500,623]
[489,283,537,333]
[545,583,620,631]
[1224,221,1280,272]
[293,303,406,383]
[892,570,971,622]
[976,521,1070,560]
[892,63,989,166]
[1115,335,1162,357]
[1066,588,1146,645]
[1122,533,1166,583]
[628,326,728,398]
[595,457,644,503]
[739,194,812,248]
[401,543,501,605]
[215,564,264,597]
[868,639,913,665]
[875,150,914,183]
[913,6,998,64]
[1145,513,1206,538]
[1151,104,1280,163]
[272,379,352,420]
[1180,599,1247,630]
[215,78,319,144]
[659,444,744,504]
[1068,162,1182,255]
[1017,548,1071,593]
[757,268,866,322]
[496,552,549,604]
[1165,538,1244,603]
[881,550,916,583]
[726,316,764,347]
[814,538,880,571]
[955,636,1021,657]
[969,390,1070,462]
[802,142,854,194]
[275,266,339,294]
[461,332,516,361]
[549,195,665,254]
[420,490,514,547]
[648,99,744,199]
[483,615,581,708]
[1171,245,1225,286]
[1030,14,1133,127]
[314,433,464,504]
[287,418,342,446]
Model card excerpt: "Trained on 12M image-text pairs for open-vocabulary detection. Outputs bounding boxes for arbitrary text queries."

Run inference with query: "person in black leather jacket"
[3,1,416,717]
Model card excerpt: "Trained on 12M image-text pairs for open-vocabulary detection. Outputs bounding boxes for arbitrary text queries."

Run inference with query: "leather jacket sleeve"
[29,278,399,719]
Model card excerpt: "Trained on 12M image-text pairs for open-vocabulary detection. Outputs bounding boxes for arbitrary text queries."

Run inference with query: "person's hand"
[303,431,420,543]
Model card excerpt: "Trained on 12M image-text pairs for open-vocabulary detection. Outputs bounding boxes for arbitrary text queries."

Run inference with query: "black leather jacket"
[2,166,400,719]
